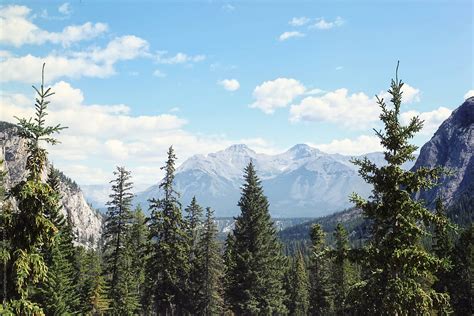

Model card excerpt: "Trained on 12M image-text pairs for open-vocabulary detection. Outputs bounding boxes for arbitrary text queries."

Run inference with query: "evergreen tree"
[36,167,78,314]
[224,161,287,314]
[350,63,451,314]
[102,166,138,314]
[128,204,149,313]
[146,146,190,314]
[2,64,66,315]
[196,207,224,315]
[431,198,453,297]
[184,196,204,313]
[449,224,473,315]
[308,224,332,315]
[288,251,310,315]
[331,223,353,315]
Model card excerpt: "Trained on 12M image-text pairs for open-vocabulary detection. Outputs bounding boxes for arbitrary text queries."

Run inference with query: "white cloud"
[311,135,383,155]
[290,88,380,128]
[1,82,278,185]
[222,4,235,12]
[305,88,325,95]
[400,107,451,136]
[153,69,166,77]
[251,78,306,114]
[310,16,345,30]
[218,79,240,91]
[0,5,107,47]
[289,17,310,26]
[0,35,149,83]
[58,3,72,15]
[279,31,305,41]
[464,89,474,99]
[156,51,205,64]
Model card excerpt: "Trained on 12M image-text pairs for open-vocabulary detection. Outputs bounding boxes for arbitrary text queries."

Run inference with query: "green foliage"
[146,146,190,314]
[287,251,310,315]
[2,64,66,315]
[102,166,139,314]
[224,161,287,314]
[349,63,451,314]
[308,224,332,315]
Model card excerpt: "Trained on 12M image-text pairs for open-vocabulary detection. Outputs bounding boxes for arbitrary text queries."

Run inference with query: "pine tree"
[2,64,66,315]
[196,207,224,315]
[449,224,473,315]
[224,161,287,314]
[128,204,149,313]
[36,167,79,314]
[146,146,190,314]
[432,198,453,297]
[350,63,451,314]
[184,196,204,313]
[102,166,138,314]
[288,251,310,315]
[331,223,353,315]
[308,224,332,315]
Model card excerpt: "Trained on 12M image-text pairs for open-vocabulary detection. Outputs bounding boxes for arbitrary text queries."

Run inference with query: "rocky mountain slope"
[412,97,474,206]
[134,144,414,217]
[0,121,103,248]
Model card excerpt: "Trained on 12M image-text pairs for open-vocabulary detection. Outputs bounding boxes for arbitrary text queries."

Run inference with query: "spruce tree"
[196,207,224,315]
[184,196,204,313]
[331,223,353,315]
[2,64,66,315]
[350,63,451,314]
[102,166,138,314]
[36,167,78,314]
[308,224,332,315]
[431,198,453,297]
[288,251,310,315]
[146,146,190,314]
[224,161,287,314]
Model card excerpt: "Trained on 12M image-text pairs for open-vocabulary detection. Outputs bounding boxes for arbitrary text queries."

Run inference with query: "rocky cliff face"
[413,97,474,206]
[0,121,103,248]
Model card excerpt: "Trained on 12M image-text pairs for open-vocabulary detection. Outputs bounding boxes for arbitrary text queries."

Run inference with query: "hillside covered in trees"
[1,65,473,315]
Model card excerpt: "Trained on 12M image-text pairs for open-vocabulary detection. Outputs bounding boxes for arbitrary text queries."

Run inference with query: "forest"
[0,65,472,315]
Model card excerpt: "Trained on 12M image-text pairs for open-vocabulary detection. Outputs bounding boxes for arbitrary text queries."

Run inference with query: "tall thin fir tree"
[146,146,190,314]
[184,196,204,313]
[1,64,66,315]
[331,223,353,316]
[102,166,138,314]
[350,63,451,314]
[308,224,332,315]
[224,161,287,314]
[288,251,310,315]
[196,207,224,315]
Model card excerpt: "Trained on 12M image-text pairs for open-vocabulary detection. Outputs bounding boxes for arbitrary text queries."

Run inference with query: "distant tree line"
[1,64,472,315]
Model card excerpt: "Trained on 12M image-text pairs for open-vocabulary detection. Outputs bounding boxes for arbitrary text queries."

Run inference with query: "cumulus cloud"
[289,17,310,26]
[290,88,380,128]
[290,83,422,128]
[251,78,306,114]
[310,16,345,30]
[153,69,166,77]
[400,107,451,136]
[279,31,305,41]
[464,89,474,99]
[218,79,240,91]
[311,135,383,155]
[0,35,149,83]
[58,3,72,15]
[155,51,205,64]
[1,82,277,184]
[0,5,107,47]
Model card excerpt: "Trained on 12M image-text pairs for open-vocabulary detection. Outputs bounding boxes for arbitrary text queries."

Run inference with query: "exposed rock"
[0,121,103,248]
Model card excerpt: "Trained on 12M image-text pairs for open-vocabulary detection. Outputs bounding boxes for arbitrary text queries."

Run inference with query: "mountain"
[412,97,474,206]
[0,121,103,248]
[134,144,414,217]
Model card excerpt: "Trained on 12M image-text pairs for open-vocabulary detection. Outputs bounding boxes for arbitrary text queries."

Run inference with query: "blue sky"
[0,0,472,187]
